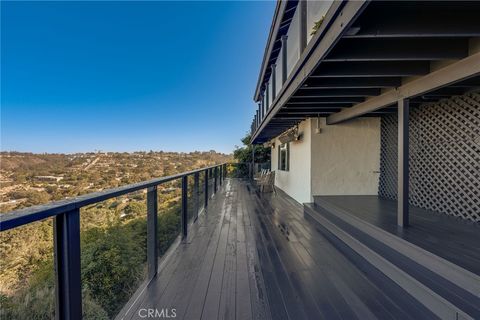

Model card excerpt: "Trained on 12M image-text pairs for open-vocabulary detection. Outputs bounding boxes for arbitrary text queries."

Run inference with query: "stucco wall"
[310,117,381,195]
[271,119,312,203]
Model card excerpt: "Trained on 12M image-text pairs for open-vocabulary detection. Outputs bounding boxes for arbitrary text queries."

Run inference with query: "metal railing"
[0,163,227,320]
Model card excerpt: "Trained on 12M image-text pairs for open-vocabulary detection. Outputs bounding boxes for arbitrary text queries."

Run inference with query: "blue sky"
[1,1,274,154]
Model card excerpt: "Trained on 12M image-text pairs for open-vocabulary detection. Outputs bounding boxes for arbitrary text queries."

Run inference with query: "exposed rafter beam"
[284,104,349,110]
[288,96,365,103]
[295,88,381,97]
[346,2,480,39]
[251,1,369,143]
[327,52,480,124]
[279,108,342,113]
[325,38,468,62]
[303,77,401,88]
[311,61,430,78]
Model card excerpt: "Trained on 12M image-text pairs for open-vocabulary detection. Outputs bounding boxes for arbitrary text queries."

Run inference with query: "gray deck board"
[128,179,437,320]
[314,195,480,276]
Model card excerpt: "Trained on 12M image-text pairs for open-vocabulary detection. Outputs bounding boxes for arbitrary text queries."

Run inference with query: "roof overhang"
[251,1,480,144]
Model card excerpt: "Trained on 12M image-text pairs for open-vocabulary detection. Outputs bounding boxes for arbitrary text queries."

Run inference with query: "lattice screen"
[378,92,480,222]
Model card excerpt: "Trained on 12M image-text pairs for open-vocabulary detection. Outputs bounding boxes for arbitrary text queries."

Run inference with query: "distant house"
[34,175,63,182]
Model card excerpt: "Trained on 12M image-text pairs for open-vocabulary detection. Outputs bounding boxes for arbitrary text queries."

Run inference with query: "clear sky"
[1,1,275,154]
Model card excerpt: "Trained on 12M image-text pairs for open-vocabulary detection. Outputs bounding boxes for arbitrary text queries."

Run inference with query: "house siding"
[310,117,381,196]
[271,119,312,203]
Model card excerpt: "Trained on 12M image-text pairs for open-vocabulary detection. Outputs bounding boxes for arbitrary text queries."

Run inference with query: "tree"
[233,133,270,164]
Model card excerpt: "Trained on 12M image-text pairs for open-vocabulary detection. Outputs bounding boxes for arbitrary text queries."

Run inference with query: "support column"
[397,98,410,227]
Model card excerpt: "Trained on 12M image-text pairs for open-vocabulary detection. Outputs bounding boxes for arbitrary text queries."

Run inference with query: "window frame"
[277,142,290,171]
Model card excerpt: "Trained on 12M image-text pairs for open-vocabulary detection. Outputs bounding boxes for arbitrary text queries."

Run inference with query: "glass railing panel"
[198,171,206,213]
[208,169,215,199]
[157,179,182,257]
[79,190,148,319]
[226,163,250,179]
[0,219,55,319]
[307,0,333,44]
[275,48,283,96]
[186,175,197,223]
[286,6,301,77]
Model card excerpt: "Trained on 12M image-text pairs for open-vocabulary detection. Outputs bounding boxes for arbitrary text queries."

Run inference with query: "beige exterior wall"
[271,119,312,203]
[269,117,380,203]
[310,117,381,195]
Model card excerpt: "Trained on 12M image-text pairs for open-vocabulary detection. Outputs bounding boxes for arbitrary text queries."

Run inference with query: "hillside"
[0,151,232,319]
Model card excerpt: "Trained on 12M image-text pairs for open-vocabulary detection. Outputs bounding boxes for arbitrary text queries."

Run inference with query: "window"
[278,143,289,171]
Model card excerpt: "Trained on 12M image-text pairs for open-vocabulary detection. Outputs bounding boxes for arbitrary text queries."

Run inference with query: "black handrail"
[0,163,227,320]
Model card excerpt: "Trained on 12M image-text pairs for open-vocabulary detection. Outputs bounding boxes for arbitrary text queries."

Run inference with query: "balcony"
[2,164,479,319]
[251,0,480,144]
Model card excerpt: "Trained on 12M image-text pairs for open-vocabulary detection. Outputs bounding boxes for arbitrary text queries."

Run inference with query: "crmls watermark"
[138,308,177,318]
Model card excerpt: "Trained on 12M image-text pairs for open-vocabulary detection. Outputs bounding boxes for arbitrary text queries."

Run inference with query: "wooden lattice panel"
[378,92,480,222]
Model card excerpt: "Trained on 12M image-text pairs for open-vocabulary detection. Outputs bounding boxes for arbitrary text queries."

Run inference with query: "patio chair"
[258,171,276,194]
[254,168,268,182]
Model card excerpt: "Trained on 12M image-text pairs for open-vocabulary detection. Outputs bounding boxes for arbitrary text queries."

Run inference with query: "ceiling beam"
[295,88,381,97]
[288,96,365,103]
[303,77,401,88]
[327,52,480,124]
[311,61,430,77]
[284,104,349,110]
[345,2,480,38]
[279,108,342,114]
[325,38,468,61]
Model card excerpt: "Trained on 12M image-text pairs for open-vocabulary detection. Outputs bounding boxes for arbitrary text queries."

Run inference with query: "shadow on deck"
[120,179,440,320]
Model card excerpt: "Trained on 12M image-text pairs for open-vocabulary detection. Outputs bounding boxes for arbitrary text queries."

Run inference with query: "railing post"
[224,164,227,180]
[219,165,223,186]
[147,186,158,279]
[181,175,188,239]
[194,172,200,220]
[204,169,209,208]
[214,167,218,194]
[54,209,82,320]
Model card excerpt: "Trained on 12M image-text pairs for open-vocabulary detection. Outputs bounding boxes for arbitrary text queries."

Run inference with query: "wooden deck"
[122,179,436,320]
[313,195,480,276]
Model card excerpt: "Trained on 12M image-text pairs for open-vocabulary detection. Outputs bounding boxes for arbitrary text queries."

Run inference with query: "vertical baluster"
[54,209,82,320]
[181,176,188,239]
[147,186,158,279]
